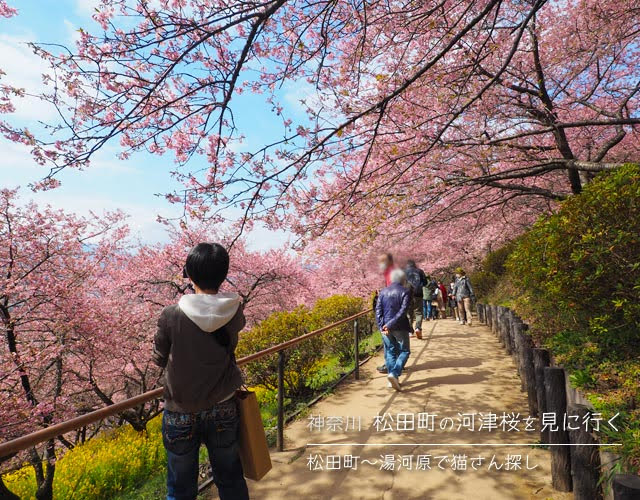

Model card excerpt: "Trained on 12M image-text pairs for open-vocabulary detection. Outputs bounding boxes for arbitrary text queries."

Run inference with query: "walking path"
[207,317,571,500]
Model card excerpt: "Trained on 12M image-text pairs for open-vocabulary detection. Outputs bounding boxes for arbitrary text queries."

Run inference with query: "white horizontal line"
[307,443,622,447]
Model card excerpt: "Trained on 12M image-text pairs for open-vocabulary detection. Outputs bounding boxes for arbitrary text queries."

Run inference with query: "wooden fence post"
[477,303,485,324]
[522,346,538,416]
[492,305,499,336]
[544,367,572,492]
[613,475,640,499]
[533,348,551,443]
[508,311,518,363]
[503,308,513,355]
[496,306,506,347]
[486,305,493,329]
[508,310,517,357]
[511,317,525,389]
[568,404,603,500]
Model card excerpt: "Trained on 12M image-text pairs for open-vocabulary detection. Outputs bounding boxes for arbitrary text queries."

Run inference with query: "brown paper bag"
[236,389,272,481]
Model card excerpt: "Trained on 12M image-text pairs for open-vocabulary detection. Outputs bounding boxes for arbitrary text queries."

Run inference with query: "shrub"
[236,305,322,396]
[309,295,365,361]
[507,164,640,352]
[470,243,514,300]
[236,295,372,395]
[505,164,640,470]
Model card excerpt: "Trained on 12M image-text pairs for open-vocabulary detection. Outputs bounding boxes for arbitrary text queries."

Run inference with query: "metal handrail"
[0,308,374,459]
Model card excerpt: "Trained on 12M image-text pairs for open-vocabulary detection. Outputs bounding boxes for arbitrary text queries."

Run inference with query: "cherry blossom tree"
[0,189,128,499]
[127,223,312,325]
[2,0,636,255]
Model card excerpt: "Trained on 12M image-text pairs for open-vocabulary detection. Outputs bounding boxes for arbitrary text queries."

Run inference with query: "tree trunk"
[34,440,55,500]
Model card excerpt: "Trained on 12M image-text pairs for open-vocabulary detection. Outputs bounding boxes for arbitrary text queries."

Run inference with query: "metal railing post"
[276,350,285,452]
[354,319,360,380]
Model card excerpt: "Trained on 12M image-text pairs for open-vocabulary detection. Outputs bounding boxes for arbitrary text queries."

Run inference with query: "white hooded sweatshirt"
[178,292,242,332]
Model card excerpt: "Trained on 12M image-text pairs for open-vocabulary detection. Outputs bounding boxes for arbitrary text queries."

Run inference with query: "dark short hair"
[407,259,416,267]
[185,243,229,291]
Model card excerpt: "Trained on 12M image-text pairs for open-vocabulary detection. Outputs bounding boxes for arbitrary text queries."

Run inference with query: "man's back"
[376,282,411,332]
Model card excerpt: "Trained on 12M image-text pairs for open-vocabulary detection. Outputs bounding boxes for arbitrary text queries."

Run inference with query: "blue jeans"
[423,299,433,319]
[382,330,411,378]
[162,399,249,500]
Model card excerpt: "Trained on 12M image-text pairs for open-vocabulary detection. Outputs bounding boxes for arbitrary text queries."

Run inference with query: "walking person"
[436,279,448,319]
[404,260,427,339]
[448,279,459,321]
[422,277,434,320]
[431,286,439,319]
[376,269,412,391]
[424,277,438,320]
[453,268,475,326]
[152,243,250,500]
[376,253,396,373]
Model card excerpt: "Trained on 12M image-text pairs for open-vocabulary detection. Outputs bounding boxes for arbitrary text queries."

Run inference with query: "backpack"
[405,267,424,296]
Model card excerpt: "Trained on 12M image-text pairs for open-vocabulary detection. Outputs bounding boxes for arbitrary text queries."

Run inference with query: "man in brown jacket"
[153,242,249,500]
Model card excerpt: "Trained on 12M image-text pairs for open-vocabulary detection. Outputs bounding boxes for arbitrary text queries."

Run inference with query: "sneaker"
[387,381,392,388]
[377,364,388,374]
[387,374,401,391]
[415,329,423,340]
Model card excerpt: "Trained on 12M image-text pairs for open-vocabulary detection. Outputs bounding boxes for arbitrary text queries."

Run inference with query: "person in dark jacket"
[153,243,249,500]
[404,260,427,338]
[376,252,396,373]
[453,267,475,326]
[375,269,412,391]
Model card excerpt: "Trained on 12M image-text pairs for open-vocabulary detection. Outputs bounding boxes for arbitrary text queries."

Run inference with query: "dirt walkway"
[207,317,572,500]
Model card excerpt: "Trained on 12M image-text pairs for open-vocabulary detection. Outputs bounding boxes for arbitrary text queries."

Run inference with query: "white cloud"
[74,0,102,17]
[0,33,58,123]
[63,18,81,45]
[245,223,292,252]
[0,138,177,243]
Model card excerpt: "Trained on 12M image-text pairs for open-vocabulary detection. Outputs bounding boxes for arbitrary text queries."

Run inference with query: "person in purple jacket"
[375,269,412,391]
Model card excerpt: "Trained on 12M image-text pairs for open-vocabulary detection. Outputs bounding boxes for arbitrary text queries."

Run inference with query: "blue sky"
[0,0,310,249]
